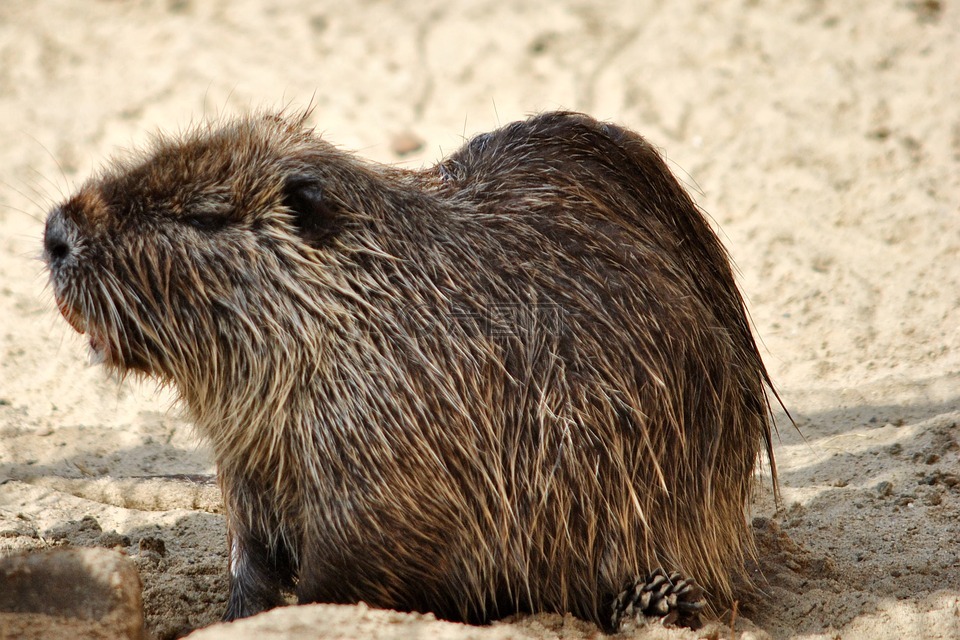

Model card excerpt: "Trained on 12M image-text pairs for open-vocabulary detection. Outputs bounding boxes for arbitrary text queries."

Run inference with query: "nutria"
[42,110,779,632]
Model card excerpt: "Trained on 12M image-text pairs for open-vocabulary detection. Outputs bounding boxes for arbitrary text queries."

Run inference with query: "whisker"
[19,131,72,196]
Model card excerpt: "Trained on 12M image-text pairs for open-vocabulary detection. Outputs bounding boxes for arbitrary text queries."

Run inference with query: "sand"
[1,0,958,638]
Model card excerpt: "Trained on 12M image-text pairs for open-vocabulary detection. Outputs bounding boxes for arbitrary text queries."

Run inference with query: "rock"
[0,547,144,640]
[390,130,425,156]
[185,603,528,640]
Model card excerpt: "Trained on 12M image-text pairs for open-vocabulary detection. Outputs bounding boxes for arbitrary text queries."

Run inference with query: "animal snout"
[43,207,76,268]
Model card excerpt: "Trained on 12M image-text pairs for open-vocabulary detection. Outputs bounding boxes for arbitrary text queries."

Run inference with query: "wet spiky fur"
[43,110,778,630]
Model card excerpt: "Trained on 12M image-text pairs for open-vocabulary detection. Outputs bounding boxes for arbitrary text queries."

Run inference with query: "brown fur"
[43,110,779,630]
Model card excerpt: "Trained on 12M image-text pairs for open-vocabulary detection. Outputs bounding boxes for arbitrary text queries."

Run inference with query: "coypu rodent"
[43,110,779,631]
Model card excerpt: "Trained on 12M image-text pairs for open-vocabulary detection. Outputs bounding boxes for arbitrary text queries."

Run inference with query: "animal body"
[43,110,778,631]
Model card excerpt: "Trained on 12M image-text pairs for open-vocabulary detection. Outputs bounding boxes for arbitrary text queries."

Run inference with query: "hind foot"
[609,568,705,631]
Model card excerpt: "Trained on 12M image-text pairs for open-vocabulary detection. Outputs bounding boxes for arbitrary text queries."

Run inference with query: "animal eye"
[282,177,325,223]
[282,174,341,245]
[183,214,228,232]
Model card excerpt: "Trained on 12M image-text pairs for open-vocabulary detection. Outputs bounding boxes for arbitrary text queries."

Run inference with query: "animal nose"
[43,207,74,268]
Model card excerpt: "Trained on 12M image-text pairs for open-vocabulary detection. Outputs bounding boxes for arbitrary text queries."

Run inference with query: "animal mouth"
[55,296,108,363]
[55,296,86,334]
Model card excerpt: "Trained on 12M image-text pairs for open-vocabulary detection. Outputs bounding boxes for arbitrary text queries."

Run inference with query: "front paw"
[223,534,288,621]
[224,586,284,622]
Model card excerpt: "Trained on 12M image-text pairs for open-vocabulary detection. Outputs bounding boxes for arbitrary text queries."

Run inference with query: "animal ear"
[282,175,341,245]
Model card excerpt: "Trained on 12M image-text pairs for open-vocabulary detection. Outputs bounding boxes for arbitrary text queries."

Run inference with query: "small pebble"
[139,536,167,557]
[390,131,425,156]
[875,481,894,497]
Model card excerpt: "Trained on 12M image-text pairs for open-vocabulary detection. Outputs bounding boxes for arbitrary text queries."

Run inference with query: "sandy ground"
[1,0,959,638]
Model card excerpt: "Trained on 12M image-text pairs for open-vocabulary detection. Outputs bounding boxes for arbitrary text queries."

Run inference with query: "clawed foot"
[609,568,705,631]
